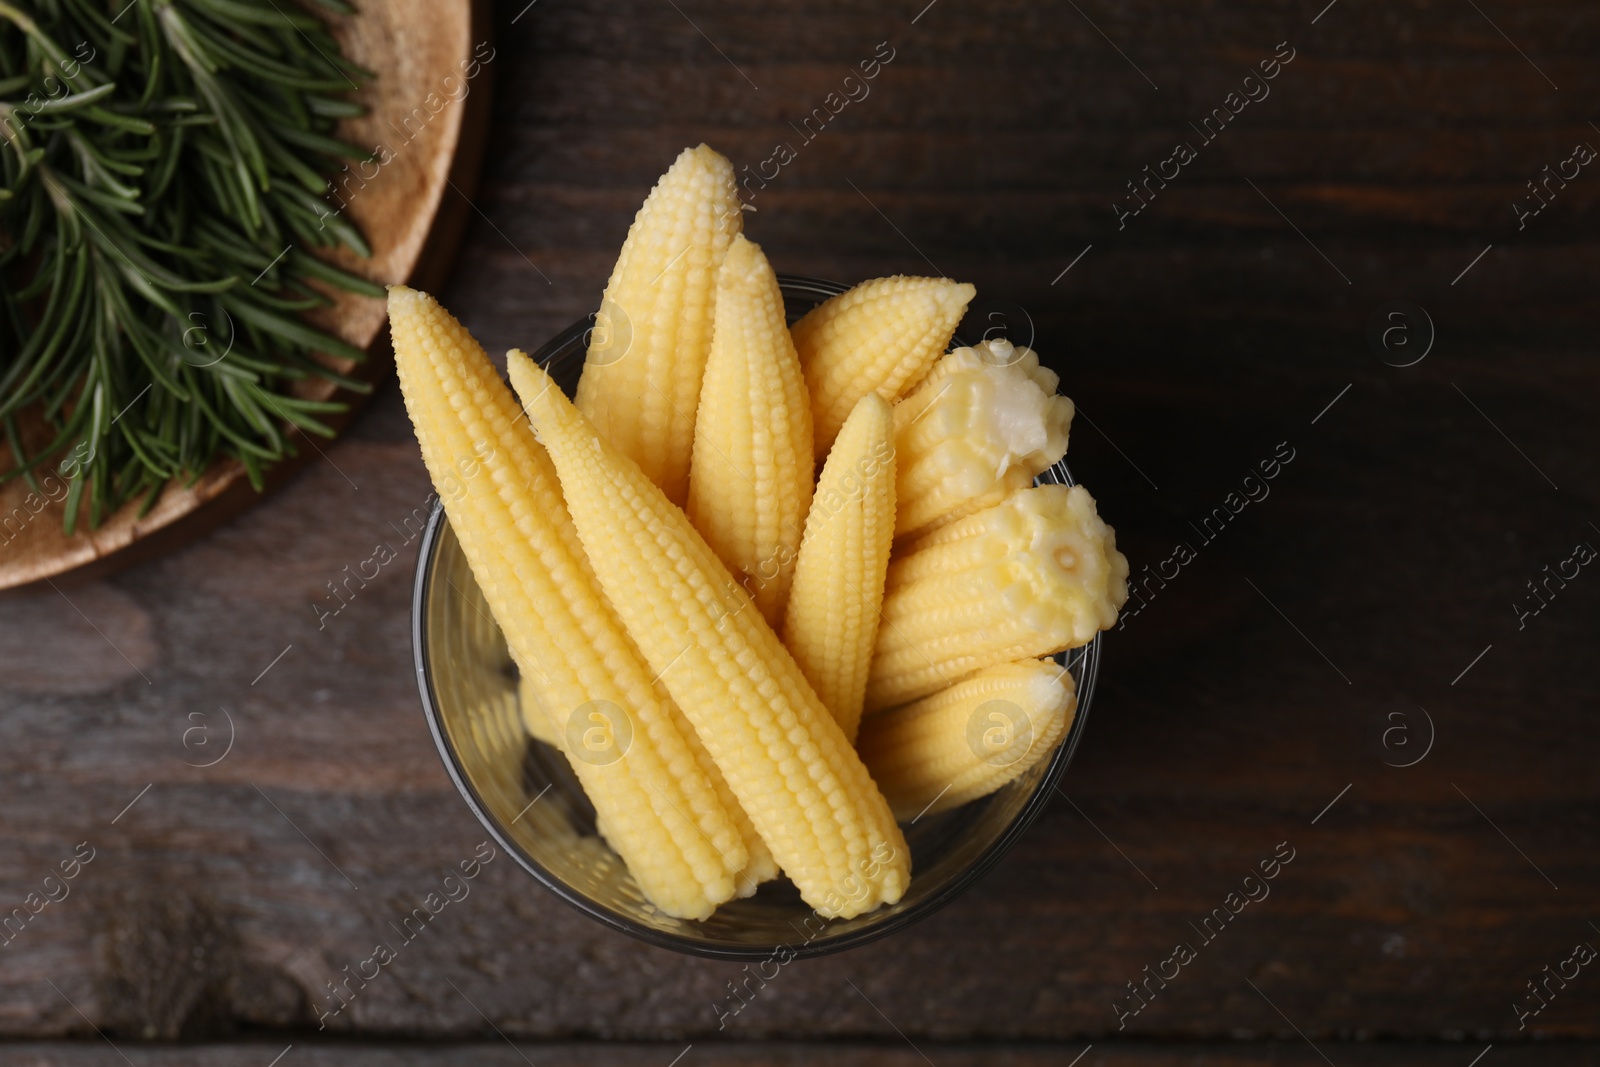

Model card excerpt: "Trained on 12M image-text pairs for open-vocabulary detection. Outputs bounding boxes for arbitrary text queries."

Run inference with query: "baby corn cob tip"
[858,658,1076,821]
[574,144,743,505]
[509,349,911,920]
[687,233,814,628]
[866,483,1127,710]
[389,286,758,920]
[792,275,976,459]
[781,392,896,743]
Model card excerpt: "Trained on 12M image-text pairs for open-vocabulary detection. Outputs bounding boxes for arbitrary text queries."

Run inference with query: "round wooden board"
[0,0,492,592]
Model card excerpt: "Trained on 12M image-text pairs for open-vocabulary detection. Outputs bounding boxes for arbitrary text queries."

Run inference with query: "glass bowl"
[411,275,1102,959]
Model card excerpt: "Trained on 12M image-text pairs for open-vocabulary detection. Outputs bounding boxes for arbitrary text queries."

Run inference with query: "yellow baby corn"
[575,144,743,505]
[866,484,1127,710]
[791,275,975,459]
[521,593,777,892]
[910,336,1053,394]
[390,286,753,920]
[892,339,1074,540]
[858,658,1075,821]
[686,234,814,627]
[780,393,895,743]
[510,351,910,919]
[522,577,777,892]
[674,697,781,896]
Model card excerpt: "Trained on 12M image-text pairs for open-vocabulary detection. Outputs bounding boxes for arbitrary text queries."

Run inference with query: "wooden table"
[3,0,1597,1061]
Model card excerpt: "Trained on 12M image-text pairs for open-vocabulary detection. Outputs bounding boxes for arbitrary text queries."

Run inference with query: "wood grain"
[4,1043,1599,1067]
[0,0,490,591]
[0,0,1596,1053]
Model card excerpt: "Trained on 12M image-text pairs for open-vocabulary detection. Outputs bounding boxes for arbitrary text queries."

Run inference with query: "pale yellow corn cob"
[669,685,780,894]
[780,393,895,743]
[858,658,1075,821]
[390,286,754,920]
[686,234,814,627]
[510,350,910,919]
[892,340,1074,540]
[575,145,743,505]
[911,337,1057,395]
[866,484,1128,710]
[524,642,778,893]
[792,275,975,458]
[533,608,778,891]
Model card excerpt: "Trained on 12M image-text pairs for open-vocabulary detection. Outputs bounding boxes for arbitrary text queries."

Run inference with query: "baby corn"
[522,586,778,891]
[674,697,782,896]
[781,393,895,743]
[390,286,755,920]
[687,234,814,627]
[892,339,1074,540]
[858,658,1075,821]
[866,484,1128,710]
[792,275,975,459]
[510,351,910,919]
[574,145,743,505]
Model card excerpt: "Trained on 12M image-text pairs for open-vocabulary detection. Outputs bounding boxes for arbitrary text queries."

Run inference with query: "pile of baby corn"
[388,145,1129,922]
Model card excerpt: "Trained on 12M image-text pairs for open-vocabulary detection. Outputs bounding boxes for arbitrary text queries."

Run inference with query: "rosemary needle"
[0,0,382,534]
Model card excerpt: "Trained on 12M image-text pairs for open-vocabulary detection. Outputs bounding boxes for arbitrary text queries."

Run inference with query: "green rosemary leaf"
[280,184,369,256]
[271,122,372,164]
[78,105,158,135]
[288,248,386,298]
[23,80,115,113]
[134,479,162,518]
[1,0,378,530]
[241,287,328,314]
[1,416,42,494]
[61,462,86,536]
[193,0,325,33]
[306,94,362,119]
[58,0,138,50]
[273,347,373,393]
[237,450,263,492]
[301,0,359,16]
[117,419,175,480]
[222,294,365,362]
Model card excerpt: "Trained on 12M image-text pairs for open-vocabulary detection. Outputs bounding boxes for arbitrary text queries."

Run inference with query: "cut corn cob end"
[895,483,1129,640]
[793,275,977,457]
[866,483,1127,710]
[858,658,1076,821]
[911,337,1057,395]
[892,343,1075,540]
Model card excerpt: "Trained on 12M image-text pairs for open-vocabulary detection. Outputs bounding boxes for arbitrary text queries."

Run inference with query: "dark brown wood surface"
[2,0,1598,1060]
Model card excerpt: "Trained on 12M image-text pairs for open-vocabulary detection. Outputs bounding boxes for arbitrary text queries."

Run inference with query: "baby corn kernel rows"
[686,234,814,628]
[389,287,760,920]
[392,144,1129,922]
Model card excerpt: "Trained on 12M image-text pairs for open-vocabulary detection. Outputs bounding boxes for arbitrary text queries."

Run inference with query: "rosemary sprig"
[0,0,383,535]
